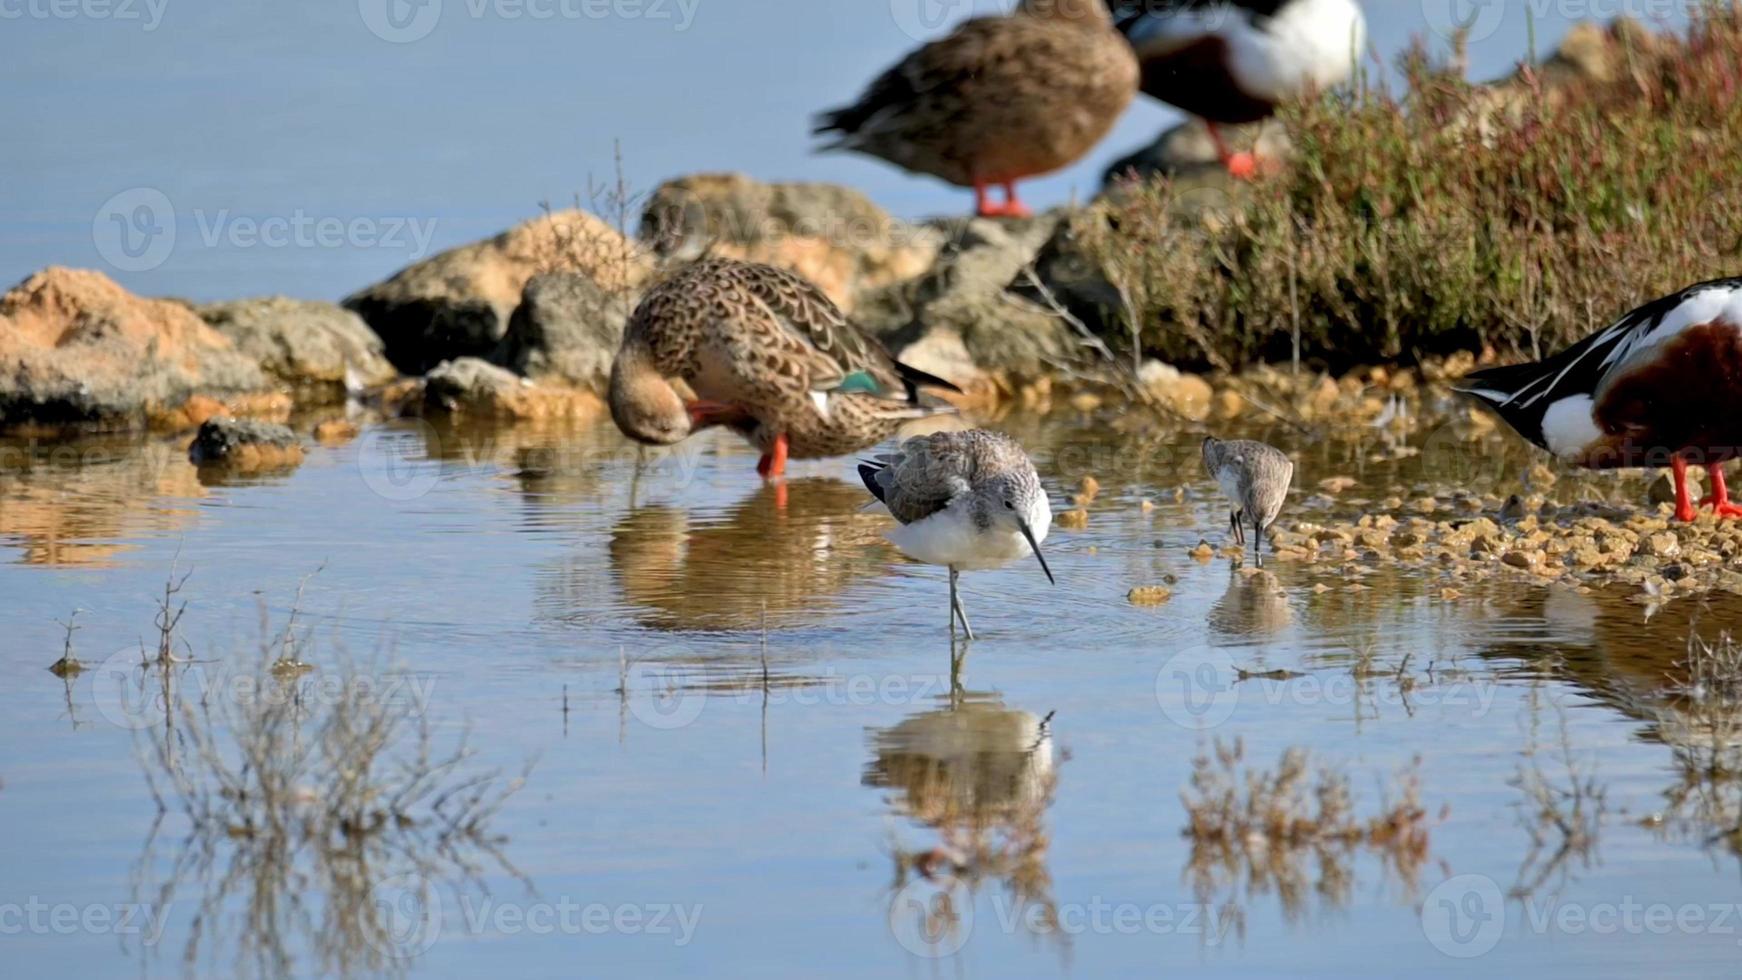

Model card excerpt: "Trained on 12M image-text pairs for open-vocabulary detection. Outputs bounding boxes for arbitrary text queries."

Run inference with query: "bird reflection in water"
[605,478,895,632]
[865,695,1062,955]
[1206,566,1293,645]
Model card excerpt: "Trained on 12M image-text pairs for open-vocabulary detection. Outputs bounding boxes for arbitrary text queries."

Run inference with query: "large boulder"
[344,210,650,376]
[0,267,267,432]
[196,296,397,393]
[494,272,628,394]
[855,216,1078,392]
[640,173,939,313]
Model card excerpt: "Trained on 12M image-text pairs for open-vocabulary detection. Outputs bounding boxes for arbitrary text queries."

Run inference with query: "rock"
[495,272,628,394]
[345,210,650,375]
[1101,118,1293,186]
[640,173,937,313]
[1648,468,1702,506]
[856,215,1077,388]
[420,357,603,421]
[0,268,267,432]
[188,417,304,471]
[312,419,360,445]
[1137,361,1213,420]
[1127,586,1172,606]
[196,296,397,392]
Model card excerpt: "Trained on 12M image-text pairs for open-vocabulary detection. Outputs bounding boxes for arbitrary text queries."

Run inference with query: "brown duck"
[814,0,1139,218]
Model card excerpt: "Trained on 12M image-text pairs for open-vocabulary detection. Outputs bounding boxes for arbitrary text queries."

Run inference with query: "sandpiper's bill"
[859,429,1054,641]
[1202,436,1294,564]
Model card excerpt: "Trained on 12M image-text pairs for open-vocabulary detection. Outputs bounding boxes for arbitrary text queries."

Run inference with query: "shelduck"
[1455,278,1742,523]
[1109,0,1365,177]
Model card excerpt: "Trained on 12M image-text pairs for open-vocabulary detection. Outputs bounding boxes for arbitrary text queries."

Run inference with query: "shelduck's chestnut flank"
[1455,278,1742,522]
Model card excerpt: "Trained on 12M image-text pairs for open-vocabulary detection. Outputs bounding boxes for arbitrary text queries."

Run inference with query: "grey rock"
[855,215,1077,380]
[196,296,397,392]
[495,273,628,394]
[422,357,530,413]
[188,417,300,464]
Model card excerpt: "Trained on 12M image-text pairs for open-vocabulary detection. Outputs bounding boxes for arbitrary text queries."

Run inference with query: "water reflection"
[0,435,203,566]
[1474,588,1742,867]
[1206,567,1292,645]
[605,479,896,631]
[866,696,1061,954]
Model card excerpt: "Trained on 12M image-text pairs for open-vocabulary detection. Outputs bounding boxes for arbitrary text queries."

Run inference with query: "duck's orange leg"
[1672,456,1700,523]
[972,179,1030,218]
[999,181,1032,219]
[1700,463,1742,518]
[755,433,789,480]
[1206,121,1259,181]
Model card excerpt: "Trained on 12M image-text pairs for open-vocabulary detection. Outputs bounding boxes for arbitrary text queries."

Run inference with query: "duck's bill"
[1019,519,1055,585]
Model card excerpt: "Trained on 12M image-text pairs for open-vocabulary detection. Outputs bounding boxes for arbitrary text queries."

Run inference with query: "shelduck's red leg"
[1701,463,1742,518]
[1672,456,1699,523]
[1000,181,1032,219]
[972,180,996,218]
[1206,121,1259,181]
[755,432,789,480]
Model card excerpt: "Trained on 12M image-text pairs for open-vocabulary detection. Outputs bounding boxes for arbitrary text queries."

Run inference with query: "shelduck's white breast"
[1223,0,1366,102]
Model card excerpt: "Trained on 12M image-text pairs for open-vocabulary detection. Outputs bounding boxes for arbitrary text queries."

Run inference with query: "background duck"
[1455,278,1742,523]
[814,0,1138,218]
[609,257,959,478]
[1109,0,1365,178]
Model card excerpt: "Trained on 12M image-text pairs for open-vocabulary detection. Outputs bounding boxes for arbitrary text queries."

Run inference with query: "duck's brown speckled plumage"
[619,258,952,458]
[815,0,1139,189]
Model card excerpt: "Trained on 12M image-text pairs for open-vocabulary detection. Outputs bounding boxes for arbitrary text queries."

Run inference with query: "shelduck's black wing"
[1108,0,1288,42]
[1453,277,1742,448]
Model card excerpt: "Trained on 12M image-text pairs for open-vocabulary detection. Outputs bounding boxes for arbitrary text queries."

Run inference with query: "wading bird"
[1202,436,1293,563]
[815,0,1138,218]
[859,430,1055,641]
[609,258,958,479]
[1109,0,1365,178]
[1455,278,1742,523]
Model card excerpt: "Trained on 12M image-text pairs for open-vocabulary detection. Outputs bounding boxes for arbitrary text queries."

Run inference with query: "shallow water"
[4,405,1741,978]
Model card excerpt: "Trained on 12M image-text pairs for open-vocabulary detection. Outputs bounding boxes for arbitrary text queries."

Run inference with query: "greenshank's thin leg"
[949,567,976,641]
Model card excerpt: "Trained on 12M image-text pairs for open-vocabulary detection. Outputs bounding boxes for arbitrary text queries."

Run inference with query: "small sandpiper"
[859,429,1055,641]
[1202,436,1294,564]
